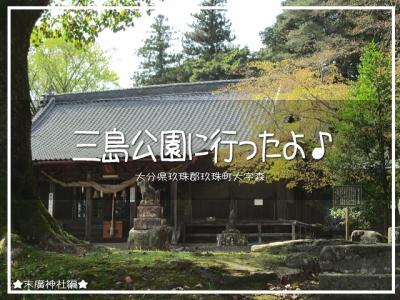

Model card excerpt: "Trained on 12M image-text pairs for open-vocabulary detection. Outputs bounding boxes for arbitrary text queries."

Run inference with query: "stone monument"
[216,201,247,246]
[127,180,172,250]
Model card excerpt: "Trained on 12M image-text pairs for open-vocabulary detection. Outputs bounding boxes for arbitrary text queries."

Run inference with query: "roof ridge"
[46,79,242,100]
[55,91,222,104]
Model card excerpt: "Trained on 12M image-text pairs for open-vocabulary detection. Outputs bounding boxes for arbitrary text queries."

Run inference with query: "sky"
[96,0,284,88]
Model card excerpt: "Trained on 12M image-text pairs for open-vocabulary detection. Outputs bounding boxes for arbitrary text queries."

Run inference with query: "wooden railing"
[183,219,315,243]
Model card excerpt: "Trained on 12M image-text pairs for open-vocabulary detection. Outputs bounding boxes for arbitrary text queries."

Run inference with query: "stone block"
[133,217,166,230]
[319,272,399,291]
[285,252,319,272]
[351,230,387,244]
[137,205,162,218]
[127,225,172,250]
[319,244,400,274]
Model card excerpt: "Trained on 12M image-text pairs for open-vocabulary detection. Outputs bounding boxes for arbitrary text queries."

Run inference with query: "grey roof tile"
[31,80,266,161]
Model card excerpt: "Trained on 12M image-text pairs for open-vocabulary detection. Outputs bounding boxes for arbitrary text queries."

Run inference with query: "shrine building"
[31,80,330,243]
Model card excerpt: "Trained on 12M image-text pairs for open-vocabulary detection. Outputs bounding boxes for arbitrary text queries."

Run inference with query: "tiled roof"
[31,80,267,161]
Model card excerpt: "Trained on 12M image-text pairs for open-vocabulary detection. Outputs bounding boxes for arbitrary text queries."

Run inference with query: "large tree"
[258,0,398,79]
[29,38,119,114]
[133,15,178,86]
[0,0,151,246]
[183,0,235,59]
[134,8,249,85]
[175,0,249,83]
[172,46,250,82]
[222,51,349,192]
[329,43,392,231]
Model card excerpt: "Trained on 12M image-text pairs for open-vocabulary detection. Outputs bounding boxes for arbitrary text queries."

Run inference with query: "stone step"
[320,244,400,274]
[133,218,166,230]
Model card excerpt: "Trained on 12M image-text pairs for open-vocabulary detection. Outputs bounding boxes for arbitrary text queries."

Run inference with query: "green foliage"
[31,0,153,46]
[133,9,249,85]
[330,207,370,230]
[223,53,349,191]
[134,0,248,86]
[328,42,392,229]
[28,38,119,113]
[183,0,235,59]
[259,0,396,79]
[133,15,179,86]
[174,47,250,82]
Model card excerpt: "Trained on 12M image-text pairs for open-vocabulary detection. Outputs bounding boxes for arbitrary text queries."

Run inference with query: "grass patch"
[0,239,322,299]
[5,242,288,295]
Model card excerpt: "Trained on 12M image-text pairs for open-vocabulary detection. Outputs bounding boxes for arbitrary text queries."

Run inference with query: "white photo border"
[7,4,397,295]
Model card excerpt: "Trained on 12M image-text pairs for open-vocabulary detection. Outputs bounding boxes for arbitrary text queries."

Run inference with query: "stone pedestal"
[128,225,172,250]
[127,201,172,250]
[216,228,248,247]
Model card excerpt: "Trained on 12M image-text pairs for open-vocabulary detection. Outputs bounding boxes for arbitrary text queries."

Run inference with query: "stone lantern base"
[127,203,172,250]
[216,228,248,247]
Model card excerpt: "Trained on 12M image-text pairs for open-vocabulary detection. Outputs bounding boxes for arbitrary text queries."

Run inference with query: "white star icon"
[78,279,88,289]
[13,280,23,289]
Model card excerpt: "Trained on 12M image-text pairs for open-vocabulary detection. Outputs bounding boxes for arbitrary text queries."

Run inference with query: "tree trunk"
[1,1,76,247]
[0,2,9,236]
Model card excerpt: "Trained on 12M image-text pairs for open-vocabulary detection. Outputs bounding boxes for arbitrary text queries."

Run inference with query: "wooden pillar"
[181,183,192,243]
[170,181,178,244]
[345,207,349,241]
[187,182,192,222]
[129,186,136,229]
[171,181,178,232]
[228,184,237,220]
[85,173,93,241]
[72,187,77,220]
[294,189,299,221]
[291,222,296,240]
[48,181,55,217]
[277,181,288,220]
